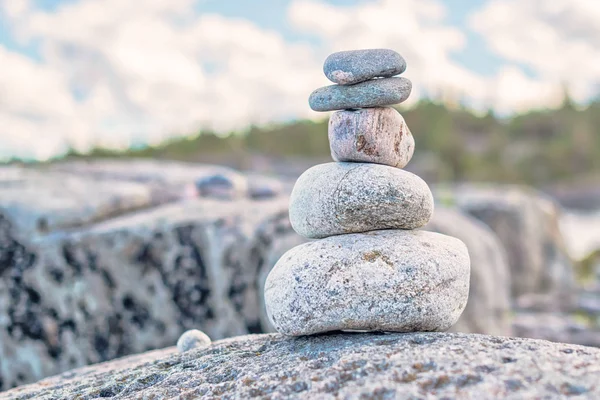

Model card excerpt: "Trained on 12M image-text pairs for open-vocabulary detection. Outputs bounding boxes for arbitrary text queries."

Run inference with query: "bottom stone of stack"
[264,230,470,336]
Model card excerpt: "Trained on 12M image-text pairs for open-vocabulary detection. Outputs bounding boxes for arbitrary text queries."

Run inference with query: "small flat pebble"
[324,49,406,85]
[264,230,470,336]
[176,329,211,353]
[329,107,414,168]
[195,174,239,200]
[309,77,412,112]
[289,162,433,238]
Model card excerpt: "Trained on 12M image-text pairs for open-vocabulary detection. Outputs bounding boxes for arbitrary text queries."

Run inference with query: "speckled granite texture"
[3,332,599,399]
[289,162,434,238]
[0,162,304,390]
[309,77,412,111]
[265,230,470,335]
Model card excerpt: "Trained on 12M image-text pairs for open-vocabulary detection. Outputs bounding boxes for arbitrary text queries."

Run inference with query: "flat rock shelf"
[3,332,599,399]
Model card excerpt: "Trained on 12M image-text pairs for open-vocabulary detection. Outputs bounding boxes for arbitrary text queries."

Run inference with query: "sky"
[1,0,600,161]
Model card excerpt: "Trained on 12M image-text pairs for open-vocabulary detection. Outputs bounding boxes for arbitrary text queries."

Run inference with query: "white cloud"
[0,45,83,160]
[491,66,564,111]
[0,0,30,19]
[288,0,573,113]
[469,0,600,103]
[289,0,470,104]
[1,0,599,160]
[0,0,326,160]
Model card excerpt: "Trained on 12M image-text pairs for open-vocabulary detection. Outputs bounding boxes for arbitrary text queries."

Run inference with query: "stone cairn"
[264,49,471,336]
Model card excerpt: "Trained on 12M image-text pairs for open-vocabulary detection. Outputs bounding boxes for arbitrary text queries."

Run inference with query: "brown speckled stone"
[264,230,470,336]
[289,162,433,239]
[329,107,414,168]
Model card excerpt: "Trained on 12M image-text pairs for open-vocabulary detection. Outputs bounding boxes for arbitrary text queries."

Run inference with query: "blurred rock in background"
[425,207,512,336]
[434,184,576,299]
[0,161,297,389]
[1,160,600,389]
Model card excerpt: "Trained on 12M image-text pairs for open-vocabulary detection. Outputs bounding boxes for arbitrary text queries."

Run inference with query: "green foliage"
[47,94,600,185]
[576,249,600,285]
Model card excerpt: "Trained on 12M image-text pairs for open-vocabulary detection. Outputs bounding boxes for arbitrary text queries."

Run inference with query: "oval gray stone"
[264,230,470,336]
[309,77,412,112]
[324,49,406,85]
[176,329,212,353]
[289,162,433,238]
[329,107,414,168]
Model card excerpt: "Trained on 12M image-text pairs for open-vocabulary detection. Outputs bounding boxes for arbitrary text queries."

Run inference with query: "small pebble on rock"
[176,329,211,353]
[324,49,406,85]
[309,77,412,112]
[329,107,414,168]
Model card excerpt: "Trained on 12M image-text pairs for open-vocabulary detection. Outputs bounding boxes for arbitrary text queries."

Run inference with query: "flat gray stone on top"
[329,107,414,168]
[289,162,433,238]
[3,332,600,399]
[309,77,412,112]
[265,230,470,336]
[324,49,406,85]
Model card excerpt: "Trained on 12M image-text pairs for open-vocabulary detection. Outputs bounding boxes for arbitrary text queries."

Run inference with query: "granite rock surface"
[0,162,300,390]
[0,197,293,390]
[3,332,600,399]
[1,162,581,391]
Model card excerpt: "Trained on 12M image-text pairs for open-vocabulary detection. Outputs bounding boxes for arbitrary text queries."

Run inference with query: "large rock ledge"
[3,332,599,399]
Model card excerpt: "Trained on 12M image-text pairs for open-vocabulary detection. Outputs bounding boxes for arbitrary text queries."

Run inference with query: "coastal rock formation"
[0,180,291,390]
[4,332,599,399]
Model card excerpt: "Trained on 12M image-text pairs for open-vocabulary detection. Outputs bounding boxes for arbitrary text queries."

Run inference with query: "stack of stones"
[264,49,471,336]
